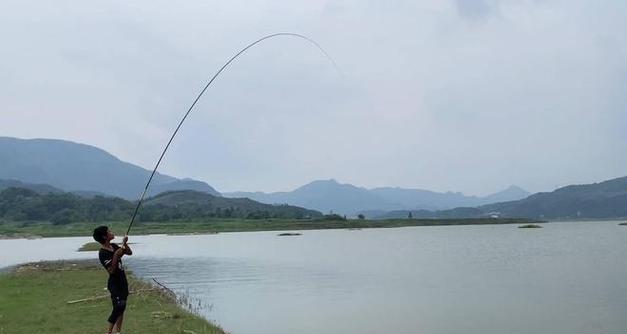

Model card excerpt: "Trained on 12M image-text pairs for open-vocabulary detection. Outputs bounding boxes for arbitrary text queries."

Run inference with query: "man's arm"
[106,248,125,274]
[122,235,133,256]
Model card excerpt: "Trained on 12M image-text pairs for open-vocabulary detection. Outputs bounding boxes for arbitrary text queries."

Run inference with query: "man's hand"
[122,234,133,256]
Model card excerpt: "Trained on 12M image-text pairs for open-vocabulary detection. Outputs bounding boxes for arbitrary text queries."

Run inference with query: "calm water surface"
[2,221,626,334]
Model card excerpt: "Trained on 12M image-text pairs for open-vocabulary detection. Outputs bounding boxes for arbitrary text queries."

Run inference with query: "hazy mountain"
[373,176,627,220]
[225,179,530,215]
[0,137,220,200]
[0,178,116,198]
[144,190,322,219]
[1,136,531,214]
[227,179,391,215]
[0,179,64,195]
[146,178,220,198]
[369,187,477,210]
[481,185,530,204]
[483,176,627,219]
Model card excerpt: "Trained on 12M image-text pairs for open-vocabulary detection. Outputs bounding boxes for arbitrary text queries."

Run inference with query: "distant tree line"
[0,187,320,224]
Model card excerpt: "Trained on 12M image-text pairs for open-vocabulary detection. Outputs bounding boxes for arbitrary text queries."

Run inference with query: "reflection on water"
[2,222,627,334]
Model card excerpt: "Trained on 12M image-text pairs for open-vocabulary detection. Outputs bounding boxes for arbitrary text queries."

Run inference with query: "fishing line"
[126,32,342,236]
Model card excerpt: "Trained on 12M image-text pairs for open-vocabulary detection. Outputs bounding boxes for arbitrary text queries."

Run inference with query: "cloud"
[454,0,498,21]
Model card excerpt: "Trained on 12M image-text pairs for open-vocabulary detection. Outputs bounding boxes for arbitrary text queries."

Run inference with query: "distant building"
[487,211,501,218]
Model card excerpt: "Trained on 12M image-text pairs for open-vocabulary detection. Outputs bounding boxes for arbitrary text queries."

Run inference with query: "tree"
[51,208,74,225]
[408,211,413,219]
[357,214,365,220]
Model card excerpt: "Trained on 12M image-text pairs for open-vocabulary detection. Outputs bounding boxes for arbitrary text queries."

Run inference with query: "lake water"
[2,221,627,334]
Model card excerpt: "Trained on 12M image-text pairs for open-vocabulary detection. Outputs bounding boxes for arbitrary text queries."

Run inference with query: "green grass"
[0,261,225,334]
[0,217,541,239]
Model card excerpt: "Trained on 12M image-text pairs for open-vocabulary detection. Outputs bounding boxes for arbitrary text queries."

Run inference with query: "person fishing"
[105,32,336,334]
[93,226,133,334]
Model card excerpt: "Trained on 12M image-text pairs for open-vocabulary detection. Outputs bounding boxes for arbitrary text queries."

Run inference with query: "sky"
[1,0,626,196]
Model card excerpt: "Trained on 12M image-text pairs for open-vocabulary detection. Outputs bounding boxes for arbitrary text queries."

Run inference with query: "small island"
[518,224,542,228]
[619,222,627,226]
[78,242,101,252]
[277,232,302,236]
[78,241,135,252]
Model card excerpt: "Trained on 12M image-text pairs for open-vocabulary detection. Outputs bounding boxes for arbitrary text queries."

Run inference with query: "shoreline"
[0,217,542,239]
[0,260,225,334]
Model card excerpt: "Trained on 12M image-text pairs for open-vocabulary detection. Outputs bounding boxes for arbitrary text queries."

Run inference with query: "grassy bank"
[0,261,224,334]
[0,217,541,238]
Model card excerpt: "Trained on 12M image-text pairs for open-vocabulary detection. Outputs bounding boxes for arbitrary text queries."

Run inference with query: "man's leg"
[108,295,126,332]
[114,313,124,333]
[106,296,117,334]
[106,321,115,334]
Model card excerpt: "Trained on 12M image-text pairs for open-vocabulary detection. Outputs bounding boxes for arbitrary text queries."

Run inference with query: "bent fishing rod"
[125,32,341,236]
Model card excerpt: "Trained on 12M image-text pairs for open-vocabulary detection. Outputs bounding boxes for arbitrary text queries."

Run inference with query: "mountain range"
[225,180,530,216]
[482,176,627,219]
[371,176,627,220]
[1,136,530,215]
[0,137,219,200]
[7,136,626,220]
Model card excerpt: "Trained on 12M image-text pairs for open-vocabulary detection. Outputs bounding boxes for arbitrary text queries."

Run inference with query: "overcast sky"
[1,0,626,195]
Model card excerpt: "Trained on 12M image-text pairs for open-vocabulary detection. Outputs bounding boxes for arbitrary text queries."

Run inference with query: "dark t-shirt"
[99,243,129,297]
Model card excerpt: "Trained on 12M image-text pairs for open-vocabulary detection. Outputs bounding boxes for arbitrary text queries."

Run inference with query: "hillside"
[143,190,322,220]
[0,187,320,224]
[0,137,220,199]
[483,176,627,219]
[372,176,627,220]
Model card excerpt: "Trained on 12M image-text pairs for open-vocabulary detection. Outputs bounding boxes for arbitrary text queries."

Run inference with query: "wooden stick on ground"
[66,288,159,304]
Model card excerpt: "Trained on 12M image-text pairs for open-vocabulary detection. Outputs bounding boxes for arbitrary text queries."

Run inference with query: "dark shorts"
[108,294,128,324]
